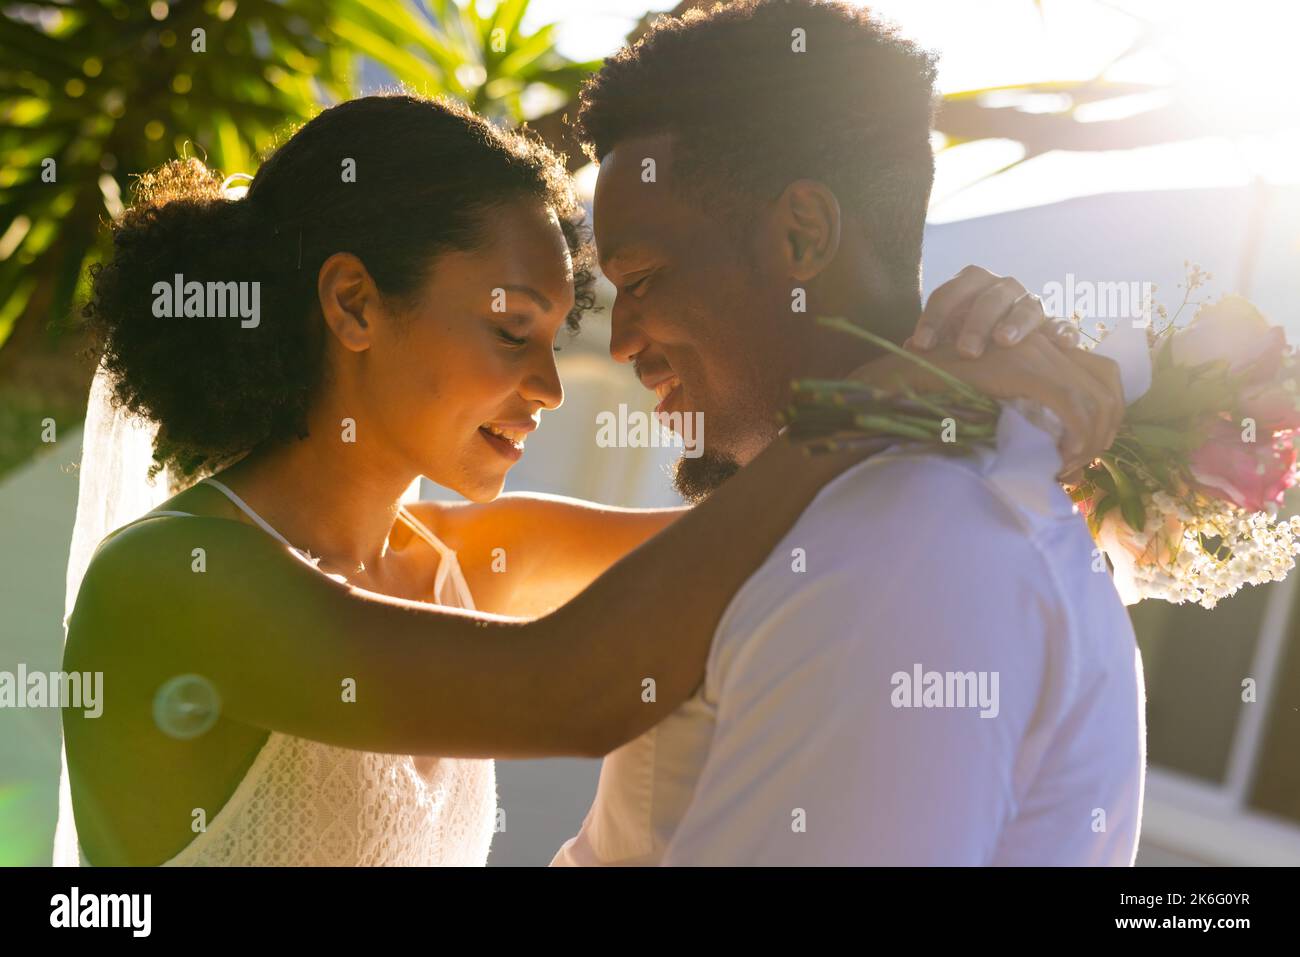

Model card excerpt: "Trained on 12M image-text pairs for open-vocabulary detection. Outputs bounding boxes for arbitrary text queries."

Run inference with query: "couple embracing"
[56,0,1143,867]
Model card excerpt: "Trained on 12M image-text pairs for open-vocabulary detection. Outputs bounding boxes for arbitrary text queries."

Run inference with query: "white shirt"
[551,406,1146,866]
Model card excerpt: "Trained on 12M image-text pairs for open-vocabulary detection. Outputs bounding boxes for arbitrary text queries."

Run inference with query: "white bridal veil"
[53,175,253,865]
[51,357,423,864]
[53,361,172,866]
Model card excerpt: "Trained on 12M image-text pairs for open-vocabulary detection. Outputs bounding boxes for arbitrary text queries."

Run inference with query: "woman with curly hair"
[60,93,886,866]
[61,93,1093,867]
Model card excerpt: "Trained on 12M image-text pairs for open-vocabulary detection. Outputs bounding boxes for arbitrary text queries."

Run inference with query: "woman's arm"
[409,496,687,617]
[407,264,1073,616]
[67,435,875,761]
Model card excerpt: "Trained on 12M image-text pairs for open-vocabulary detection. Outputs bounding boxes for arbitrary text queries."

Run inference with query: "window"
[1130,553,1300,864]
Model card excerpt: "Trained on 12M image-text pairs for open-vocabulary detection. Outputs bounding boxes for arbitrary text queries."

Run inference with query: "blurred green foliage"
[0,0,598,478]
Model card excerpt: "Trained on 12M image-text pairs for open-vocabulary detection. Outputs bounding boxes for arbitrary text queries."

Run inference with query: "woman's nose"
[522,350,564,411]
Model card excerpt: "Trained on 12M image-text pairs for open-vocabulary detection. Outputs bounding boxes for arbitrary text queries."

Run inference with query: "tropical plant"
[0,0,597,478]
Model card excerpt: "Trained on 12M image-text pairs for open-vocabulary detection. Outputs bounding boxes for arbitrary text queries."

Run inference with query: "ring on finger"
[1012,291,1045,317]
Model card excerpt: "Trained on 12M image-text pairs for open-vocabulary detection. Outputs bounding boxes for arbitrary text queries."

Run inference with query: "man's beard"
[673,450,741,504]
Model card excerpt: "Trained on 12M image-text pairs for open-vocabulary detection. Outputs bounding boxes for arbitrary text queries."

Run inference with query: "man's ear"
[773,179,841,282]
[317,252,378,352]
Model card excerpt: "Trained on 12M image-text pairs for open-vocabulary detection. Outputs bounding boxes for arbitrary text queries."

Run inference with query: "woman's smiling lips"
[478,420,536,462]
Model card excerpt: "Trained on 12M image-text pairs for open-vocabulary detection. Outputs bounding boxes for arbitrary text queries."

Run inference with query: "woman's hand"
[906,335,1123,479]
[851,264,1123,478]
[911,264,1077,357]
[919,265,1124,476]
[853,336,1122,478]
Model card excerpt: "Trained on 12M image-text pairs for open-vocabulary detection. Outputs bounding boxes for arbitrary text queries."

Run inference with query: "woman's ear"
[774,179,842,282]
[317,252,378,352]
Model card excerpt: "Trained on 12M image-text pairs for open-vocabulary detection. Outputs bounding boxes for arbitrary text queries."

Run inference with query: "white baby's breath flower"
[1100,486,1300,609]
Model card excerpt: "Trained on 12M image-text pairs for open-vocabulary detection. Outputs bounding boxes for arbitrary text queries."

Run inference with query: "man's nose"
[608,295,649,365]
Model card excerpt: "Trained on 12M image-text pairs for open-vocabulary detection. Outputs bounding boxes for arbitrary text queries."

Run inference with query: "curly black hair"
[576,0,938,314]
[84,93,596,481]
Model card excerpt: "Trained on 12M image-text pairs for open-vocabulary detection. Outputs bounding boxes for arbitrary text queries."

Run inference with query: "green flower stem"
[848,415,945,440]
[815,316,999,411]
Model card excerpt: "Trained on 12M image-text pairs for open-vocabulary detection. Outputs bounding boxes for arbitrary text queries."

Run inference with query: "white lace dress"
[161,727,496,867]
[56,478,497,867]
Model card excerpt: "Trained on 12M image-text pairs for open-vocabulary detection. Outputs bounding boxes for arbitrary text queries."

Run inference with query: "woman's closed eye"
[495,326,528,348]
[495,325,566,353]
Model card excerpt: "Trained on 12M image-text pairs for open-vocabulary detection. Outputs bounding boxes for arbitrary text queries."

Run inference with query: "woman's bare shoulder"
[68,513,291,657]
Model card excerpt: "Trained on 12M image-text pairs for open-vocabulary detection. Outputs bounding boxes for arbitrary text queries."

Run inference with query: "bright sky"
[521,0,1300,222]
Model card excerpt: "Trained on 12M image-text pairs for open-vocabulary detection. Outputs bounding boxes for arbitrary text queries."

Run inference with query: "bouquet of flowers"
[784,267,1300,609]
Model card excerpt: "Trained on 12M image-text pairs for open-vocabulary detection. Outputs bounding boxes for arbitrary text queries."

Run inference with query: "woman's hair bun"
[85,155,315,480]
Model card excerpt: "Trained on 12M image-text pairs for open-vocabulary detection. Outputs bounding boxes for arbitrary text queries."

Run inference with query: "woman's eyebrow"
[499,284,552,312]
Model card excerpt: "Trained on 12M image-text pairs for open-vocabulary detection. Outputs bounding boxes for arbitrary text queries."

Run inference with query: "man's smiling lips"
[641,371,684,416]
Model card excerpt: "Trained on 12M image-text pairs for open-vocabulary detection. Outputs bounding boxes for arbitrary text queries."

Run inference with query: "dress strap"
[199,478,473,608]
[398,507,477,611]
[200,478,295,548]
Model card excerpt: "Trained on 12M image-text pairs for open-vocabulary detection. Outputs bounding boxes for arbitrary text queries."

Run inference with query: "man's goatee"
[673,452,741,504]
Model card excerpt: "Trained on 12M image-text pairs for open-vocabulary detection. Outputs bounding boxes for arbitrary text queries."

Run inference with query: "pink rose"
[1171,295,1286,384]
[1241,382,1300,434]
[1188,418,1296,511]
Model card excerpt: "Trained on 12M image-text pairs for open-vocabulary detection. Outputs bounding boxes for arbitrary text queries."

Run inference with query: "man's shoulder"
[786,446,1063,558]
[704,446,1113,693]
[801,406,1087,538]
